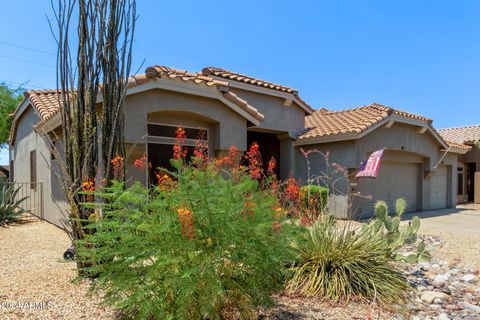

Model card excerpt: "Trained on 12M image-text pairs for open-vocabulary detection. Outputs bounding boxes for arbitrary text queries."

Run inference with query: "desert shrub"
[300,185,328,212]
[287,215,409,304]
[77,159,303,320]
[0,182,28,225]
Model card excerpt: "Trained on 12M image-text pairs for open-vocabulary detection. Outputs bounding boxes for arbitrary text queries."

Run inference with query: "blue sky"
[1,0,480,164]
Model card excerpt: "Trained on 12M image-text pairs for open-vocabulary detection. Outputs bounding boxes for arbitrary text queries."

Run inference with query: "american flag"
[355,149,384,179]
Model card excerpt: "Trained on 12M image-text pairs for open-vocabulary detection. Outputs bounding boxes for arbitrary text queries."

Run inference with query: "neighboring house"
[9,65,472,227]
[438,125,480,204]
[295,104,470,218]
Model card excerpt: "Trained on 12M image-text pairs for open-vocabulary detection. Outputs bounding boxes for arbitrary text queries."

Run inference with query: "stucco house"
[438,125,480,204]
[9,65,472,227]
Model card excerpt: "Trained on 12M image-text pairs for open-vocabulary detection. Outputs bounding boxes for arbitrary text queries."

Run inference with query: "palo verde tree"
[47,0,136,244]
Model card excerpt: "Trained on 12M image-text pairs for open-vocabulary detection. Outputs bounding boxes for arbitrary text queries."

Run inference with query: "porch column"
[278,133,294,180]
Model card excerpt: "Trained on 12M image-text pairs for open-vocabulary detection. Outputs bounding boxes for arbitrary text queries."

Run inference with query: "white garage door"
[431,165,448,209]
[356,161,420,217]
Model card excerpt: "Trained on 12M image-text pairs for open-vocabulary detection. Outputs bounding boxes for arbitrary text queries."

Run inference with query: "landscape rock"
[421,291,450,304]
[436,313,450,320]
[395,234,480,320]
[461,301,480,312]
[433,274,450,287]
[460,274,477,283]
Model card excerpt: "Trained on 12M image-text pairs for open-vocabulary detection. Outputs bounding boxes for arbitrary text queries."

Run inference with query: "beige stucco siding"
[464,147,480,168]
[230,88,305,136]
[12,107,68,228]
[124,89,247,150]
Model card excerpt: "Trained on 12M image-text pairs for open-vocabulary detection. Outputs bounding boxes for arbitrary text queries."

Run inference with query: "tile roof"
[299,103,432,140]
[24,90,74,129]
[15,66,265,133]
[202,67,297,94]
[438,125,480,144]
[444,140,472,151]
[145,66,264,122]
[146,66,230,88]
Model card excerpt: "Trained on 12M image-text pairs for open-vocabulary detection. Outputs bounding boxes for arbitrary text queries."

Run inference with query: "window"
[30,150,37,190]
[146,123,208,185]
[147,123,207,141]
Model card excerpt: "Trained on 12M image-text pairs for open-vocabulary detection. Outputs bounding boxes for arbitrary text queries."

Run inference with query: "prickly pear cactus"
[364,198,429,263]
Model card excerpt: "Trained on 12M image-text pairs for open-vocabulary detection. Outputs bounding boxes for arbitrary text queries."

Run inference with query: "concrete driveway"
[402,204,480,236]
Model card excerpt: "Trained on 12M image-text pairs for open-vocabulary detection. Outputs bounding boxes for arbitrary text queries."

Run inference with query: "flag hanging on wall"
[355,149,384,179]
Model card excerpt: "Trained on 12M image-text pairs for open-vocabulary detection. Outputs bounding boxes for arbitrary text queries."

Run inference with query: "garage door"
[356,161,420,217]
[431,165,447,209]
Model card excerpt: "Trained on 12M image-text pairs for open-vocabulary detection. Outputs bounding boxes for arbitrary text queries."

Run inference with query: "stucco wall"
[464,146,480,168]
[230,88,306,137]
[124,89,247,151]
[12,107,68,228]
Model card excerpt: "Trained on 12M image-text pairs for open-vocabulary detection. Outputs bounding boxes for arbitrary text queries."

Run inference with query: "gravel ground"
[420,231,480,270]
[259,294,398,320]
[0,219,115,320]
[1,216,477,320]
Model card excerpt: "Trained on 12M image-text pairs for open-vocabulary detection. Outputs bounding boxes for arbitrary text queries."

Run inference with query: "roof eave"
[208,75,313,114]
[294,131,361,146]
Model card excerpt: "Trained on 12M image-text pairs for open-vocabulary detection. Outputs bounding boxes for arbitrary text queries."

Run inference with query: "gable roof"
[438,124,480,144]
[299,103,432,140]
[202,67,314,114]
[10,65,268,144]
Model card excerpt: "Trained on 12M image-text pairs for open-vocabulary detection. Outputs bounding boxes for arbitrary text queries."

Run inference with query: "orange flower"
[134,154,149,169]
[156,171,176,191]
[173,127,187,160]
[177,207,195,239]
[244,142,263,180]
[81,179,95,192]
[267,157,276,176]
[285,176,300,203]
[193,129,208,165]
[111,155,124,179]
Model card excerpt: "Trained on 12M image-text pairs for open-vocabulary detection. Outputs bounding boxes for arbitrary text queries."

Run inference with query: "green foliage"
[0,83,23,148]
[0,182,28,225]
[287,215,410,304]
[300,185,328,212]
[77,162,303,320]
[364,199,429,263]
